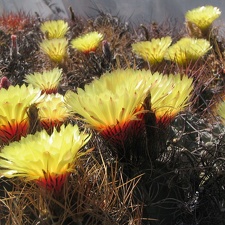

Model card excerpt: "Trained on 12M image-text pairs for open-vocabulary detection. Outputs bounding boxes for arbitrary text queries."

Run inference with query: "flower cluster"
[0,5,219,204]
[64,68,194,144]
[39,22,103,62]
[1,6,222,225]
[39,19,70,63]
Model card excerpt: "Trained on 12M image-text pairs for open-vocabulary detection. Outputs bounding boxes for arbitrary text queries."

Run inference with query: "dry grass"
[0,151,145,225]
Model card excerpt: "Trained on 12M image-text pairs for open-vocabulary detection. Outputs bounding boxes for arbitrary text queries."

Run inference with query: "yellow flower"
[132,36,172,64]
[64,69,152,145]
[150,73,193,124]
[164,37,211,65]
[40,20,69,39]
[38,93,70,132]
[0,84,41,144]
[71,31,103,54]
[0,124,91,192]
[24,68,63,94]
[40,38,68,63]
[185,6,221,31]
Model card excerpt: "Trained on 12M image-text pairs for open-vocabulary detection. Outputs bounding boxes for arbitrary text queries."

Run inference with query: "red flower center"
[36,171,69,193]
[0,120,29,144]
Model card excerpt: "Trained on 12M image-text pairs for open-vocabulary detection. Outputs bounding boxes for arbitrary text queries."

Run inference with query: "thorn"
[102,40,112,62]
[69,6,75,22]
[10,34,19,59]
[140,24,149,41]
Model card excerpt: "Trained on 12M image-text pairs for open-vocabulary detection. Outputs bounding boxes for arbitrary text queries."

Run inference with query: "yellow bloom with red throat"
[0,84,41,144]
[132,36,172,64]
[24,68,63,94]
[64,69,152,145]
[0,124,91,192]
[40,20,69,39]
[185,6,221,31]
[71,31,103,54]
[150,73,194,124]
[37,93,70,132]
[40,38,68,63]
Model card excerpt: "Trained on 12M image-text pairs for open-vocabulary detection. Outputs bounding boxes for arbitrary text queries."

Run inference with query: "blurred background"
[0,0,224,25]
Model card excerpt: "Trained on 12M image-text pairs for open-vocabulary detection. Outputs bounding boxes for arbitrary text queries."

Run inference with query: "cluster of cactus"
[0,5,224,225]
